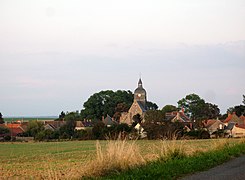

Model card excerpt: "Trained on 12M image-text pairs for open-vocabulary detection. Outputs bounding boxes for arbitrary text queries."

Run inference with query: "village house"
[202,119,224,137]
[223,112,245,138]
[102,115,118,127]
[165,109,191,123]
[43,120,66,131]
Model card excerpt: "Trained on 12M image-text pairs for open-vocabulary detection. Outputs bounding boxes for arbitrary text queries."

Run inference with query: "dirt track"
[181,155,245,180]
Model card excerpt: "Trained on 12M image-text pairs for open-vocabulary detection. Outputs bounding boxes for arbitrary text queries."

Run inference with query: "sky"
[0,0,245,116]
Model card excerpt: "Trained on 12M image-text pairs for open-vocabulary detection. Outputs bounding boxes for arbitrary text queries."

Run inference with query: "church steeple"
[138,78,143,88]
[134,78,147,109]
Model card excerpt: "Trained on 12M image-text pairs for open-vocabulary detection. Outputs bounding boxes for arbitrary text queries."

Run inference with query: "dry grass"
[81,139,145,177]
[79,138,245,178]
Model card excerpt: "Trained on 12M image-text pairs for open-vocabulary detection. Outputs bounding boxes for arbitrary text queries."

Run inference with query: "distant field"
[0,139,242,179]
[4,117,57,122]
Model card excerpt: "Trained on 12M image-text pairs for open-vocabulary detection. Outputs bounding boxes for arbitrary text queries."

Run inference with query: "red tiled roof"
[6,124,22,128]
[203,119,217,127]
[10,127,24,136]
[240,115,245,124]
[224,112,240,123]
[236,124,245,129]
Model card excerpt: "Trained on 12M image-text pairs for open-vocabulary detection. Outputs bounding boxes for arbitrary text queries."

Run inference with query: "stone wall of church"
[120,101,145,125]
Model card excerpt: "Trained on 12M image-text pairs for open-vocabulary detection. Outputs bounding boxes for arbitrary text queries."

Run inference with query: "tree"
[227,105,245,117]
[161,105,178,115]
[202,103,220,119]
[144,110,165,123]
[113,102,131,121]
[26,121,45,138]
[177,93,206,120]
[0,112,4,124]
[81,90,133,120]
[92,121,106,139]
[0,126,10,136]
[58,111,66,120]
[243,95,245,105]
[132,114,143,127]
[58,112,79,139]
[146,101,158,110]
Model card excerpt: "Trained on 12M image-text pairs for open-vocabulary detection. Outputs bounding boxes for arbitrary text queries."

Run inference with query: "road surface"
[181,155,245,180]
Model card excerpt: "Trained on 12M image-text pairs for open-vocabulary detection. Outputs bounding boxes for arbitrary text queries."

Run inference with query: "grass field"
[0,139,243,179]
[4,117,56,122]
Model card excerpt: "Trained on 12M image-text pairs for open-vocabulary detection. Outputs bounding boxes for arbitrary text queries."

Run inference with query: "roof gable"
[224,113,242,123]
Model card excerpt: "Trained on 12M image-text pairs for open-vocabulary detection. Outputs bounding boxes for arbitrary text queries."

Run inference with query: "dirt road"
[181,155,245,180]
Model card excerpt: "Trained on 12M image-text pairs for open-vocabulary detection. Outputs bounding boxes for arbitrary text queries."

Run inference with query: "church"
[120,78,147,125]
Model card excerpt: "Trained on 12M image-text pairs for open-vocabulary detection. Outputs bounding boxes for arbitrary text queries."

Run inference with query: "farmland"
[3,117,56,122]
[0,139,244,179]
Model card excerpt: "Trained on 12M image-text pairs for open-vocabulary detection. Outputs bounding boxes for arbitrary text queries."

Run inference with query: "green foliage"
[81,90,133,120]
[35,129,60,141]
[57,111,66,121]
[0,126,10,135]
[92,121,132,140]
[73,129,93,140]
[92,121,106,139]
[26,121,45,138]
[132,114,143,125]
[146,101,158,110]
[178,93,220,120]
[113,102,131,121]
[178,93,206,120]
[227,105,245,116]
[144,110,165,123]
[202,103,220,119]
[0,112,4,124]
[143,121,184,140]
[185,130,210,139]
[161,105,178,115]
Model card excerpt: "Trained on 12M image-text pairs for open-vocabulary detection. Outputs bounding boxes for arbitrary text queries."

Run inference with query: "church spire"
[138,78,143,88]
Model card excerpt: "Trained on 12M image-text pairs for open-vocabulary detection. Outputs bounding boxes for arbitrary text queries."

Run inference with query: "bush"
[185,129,210,139]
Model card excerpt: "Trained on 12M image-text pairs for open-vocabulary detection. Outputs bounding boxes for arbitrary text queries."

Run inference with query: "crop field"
[0,139,243,179]
[4,117,56,122]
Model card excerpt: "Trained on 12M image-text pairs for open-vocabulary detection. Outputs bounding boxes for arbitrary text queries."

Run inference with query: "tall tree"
[0,112,4,124]
[243,95,245,105]
[178,93,220,120]
[58,111,66,120]
[81,90,133,120]
[227,105,245,117]
[144,110,165,123]
[202,103,220,119]
[177,93,206,120]
[161,105,178,115]
[0,126,10,135]
[146,101,158,110]
[26,121,45,138]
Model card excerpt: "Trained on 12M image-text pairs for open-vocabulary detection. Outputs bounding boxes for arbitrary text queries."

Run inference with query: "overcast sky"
[0,0,245,116]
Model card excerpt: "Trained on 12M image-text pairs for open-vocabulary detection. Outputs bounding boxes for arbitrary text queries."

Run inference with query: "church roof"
[136,101,147,112]
[103,115,118,126]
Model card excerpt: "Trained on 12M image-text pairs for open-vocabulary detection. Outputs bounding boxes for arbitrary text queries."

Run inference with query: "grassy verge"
[99,141,245,180]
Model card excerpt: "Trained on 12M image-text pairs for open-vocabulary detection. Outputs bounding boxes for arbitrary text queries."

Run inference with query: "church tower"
[134,78,147,109]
